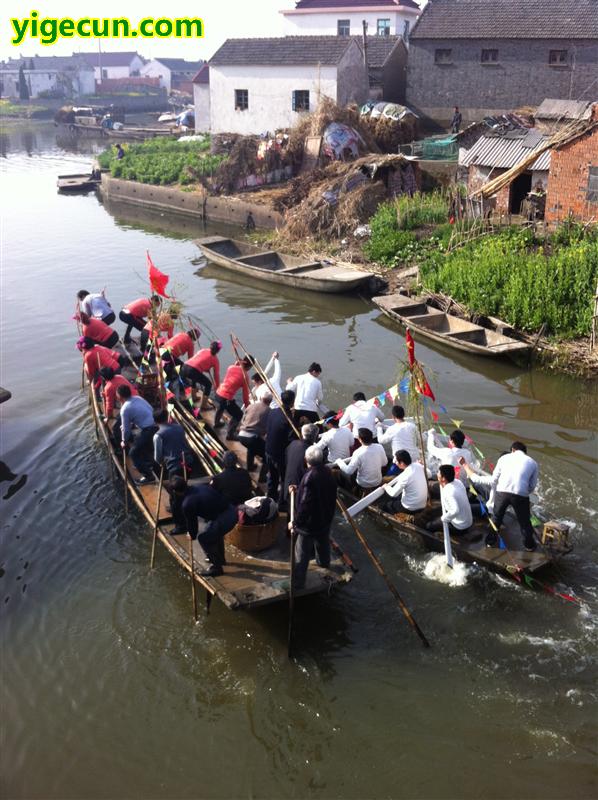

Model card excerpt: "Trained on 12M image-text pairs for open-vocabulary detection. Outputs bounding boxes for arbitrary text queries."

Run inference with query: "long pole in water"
[187,534,198,622]
[122,446,129,515]
[336,497,431,648]
[150,464,165,569]
[442,521,454,569]
[288,486,297,658]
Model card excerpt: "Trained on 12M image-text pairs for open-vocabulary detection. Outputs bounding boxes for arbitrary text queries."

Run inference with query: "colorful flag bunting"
[431,411,439,422]
[439,404,447,413]
[451,419,463,428]
[399,377,410,394]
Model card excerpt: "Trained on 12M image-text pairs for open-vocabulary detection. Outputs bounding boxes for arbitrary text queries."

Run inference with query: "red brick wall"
[545,127,598,224]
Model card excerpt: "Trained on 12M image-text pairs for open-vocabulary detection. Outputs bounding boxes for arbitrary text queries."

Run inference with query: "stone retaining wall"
[100,175,284,230]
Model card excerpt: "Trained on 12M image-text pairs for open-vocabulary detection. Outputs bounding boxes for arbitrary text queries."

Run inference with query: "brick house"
[406,0,598,126]
[545,123,598,224]
[365,35,408,102]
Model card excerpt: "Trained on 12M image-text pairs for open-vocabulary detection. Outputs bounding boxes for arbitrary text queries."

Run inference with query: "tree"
[18,64,29,100]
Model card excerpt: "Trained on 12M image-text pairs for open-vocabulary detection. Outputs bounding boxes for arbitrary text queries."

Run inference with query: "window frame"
[481,48,499,64]
[292,89,310,113]
[549,49,568,66]
[434,48,453,65]
[337,19,350,37]
[377,18,391,37]
[588,167,598,203]
[234,88,248,111]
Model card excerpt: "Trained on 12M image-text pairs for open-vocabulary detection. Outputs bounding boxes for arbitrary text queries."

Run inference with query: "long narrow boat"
[86,354,352,614]
[337,484,572,581]
[196,236,379,294]
[57,173,101,193]
[373,293,530,358]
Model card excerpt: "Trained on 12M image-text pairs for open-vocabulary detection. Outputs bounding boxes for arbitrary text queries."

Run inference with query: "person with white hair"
[283,423,319,506]
[291,444,337,589]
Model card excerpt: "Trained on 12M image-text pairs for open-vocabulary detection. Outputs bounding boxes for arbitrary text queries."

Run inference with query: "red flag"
[414,372,436,401]
[431,410,439,422]
[147,251,170,298]
[405,328,415,367]
[420,379,436,401]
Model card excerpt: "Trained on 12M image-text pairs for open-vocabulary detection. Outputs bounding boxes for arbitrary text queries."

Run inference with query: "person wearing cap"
[238,391,272,481]
[214,355,253,440]
[119,295,161,344]
[211,451,253,507]
[291,445,337,589]
[181,341,222,408]
[286,362,325,424]
[283,423,319,506]
[161,328,201,383]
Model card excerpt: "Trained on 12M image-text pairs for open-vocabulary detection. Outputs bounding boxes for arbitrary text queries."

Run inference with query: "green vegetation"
[395,191,450,230]
[98,137,226,186]
[420,224,598,338]
[0,99,46,118]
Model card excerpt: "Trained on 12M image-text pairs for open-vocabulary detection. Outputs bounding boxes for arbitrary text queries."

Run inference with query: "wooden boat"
[337,483,572,581]
[57,173,101,193]
[86,346,352,614]
[103,126,175,141]
[373,293,530,358]
[196,236,378,294]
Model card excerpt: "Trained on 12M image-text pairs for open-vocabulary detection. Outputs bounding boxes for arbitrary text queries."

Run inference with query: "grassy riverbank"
[0,99,48,118]
[98,138,226,186]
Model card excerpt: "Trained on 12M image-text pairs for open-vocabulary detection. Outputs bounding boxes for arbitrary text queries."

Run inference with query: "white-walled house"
[192,64,211,132]
[0,55,94,98]
[281,0,421,42]
[81,51,144,81]
[141,58,204,93]
[209,36,369,135]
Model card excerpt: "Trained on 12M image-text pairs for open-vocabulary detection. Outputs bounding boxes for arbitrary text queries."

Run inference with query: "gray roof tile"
[210,36,358,66]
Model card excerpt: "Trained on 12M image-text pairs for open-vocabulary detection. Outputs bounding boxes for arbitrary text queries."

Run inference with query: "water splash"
[422,553,471,587]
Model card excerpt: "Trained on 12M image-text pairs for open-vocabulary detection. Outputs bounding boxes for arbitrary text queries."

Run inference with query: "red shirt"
[103,374,138,418]
[83,318,115,344]
[143,318,174,339]
[84,346,120,380]
[186,349,221,388]
[217,364,249,405]
[163,332,194,360]
[124,298,152,319]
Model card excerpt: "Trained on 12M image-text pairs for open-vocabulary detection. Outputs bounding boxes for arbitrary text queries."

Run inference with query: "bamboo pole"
[150,464,165,569]
[187,534,198,622]
[287,486,297,658]
[229,333,255,403]
[122,446,129,515]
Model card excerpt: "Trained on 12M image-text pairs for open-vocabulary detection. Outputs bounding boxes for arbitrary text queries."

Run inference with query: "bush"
[420,226,598,338]
[395,191,449,230]
[363,202,418,264]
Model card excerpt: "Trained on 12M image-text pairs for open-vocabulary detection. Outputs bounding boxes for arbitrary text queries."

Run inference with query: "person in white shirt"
[338,392,385,438]
[425,464,473,534]
[286,362,324,424]
[335,428,388,490]
[77,288,115,325]
[377,405,420,461]
[319,415,354,463]
[383,450,428,514]
[255,352,281,408]
[427,428,473,488]
[484,442,539,550]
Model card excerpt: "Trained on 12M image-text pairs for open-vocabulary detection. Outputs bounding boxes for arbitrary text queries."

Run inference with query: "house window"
[377,19,391,36]
[292,90,310,112]
[235,89,248,111]
[101,68,108,79]
[481,48,499,64]
[435,48,453,64]
[549,49,568,66]
[588,167,598,203]
[403,20,410,39]
[337,19,350,36]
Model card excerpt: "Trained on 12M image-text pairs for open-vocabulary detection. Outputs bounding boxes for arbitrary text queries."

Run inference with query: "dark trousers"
[215,395,242,436]
[163,355,183,384]
[181,364,212,395]
[293,409,319,425]
[293,529,331,588]
[237,434,265,471]
[265,455,284,503]
[102,311,116,326]
[493,491,535,547]
[128,426,157,477]
[425,518,471,535]
[196,506,238,567]
[383,497,425,515]
[119,310,145,341]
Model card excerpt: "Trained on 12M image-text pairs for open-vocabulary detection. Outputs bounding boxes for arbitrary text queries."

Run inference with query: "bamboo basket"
[227,516,280,553]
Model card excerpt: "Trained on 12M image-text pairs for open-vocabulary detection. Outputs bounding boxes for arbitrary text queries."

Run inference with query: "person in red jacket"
[81,312,119,349]
[77,337,126,385]
[99,367,138,420]
[180,340,222,407]
[214,355,253,440]
[139,311,175,354]
[161,328,201,383]
[119,295,161,344]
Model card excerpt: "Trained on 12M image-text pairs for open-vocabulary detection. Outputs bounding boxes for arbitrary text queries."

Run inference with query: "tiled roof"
[535,99,594,121]
[192,64,210,84]
[293,0,420,9]
[210,36,357,66]
[360,35,405,67]
[1,55,93,71]
[154,58,204,72]
[81,51,141,67]
[460,130,551,170]
[411,0,598,39]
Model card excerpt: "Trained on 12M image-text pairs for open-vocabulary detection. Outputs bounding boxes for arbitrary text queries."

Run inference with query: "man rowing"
[425,464,473,536]
[117,385,158,485]
[80,313,119,349]
[181,341,222,408]
[99,367,138,423]
[376,406,419,461]
[254,352,282,408]
[78,338,126,385]
[214,355,253,440]
[161,328,201,383]
[338,393,385,439]
[119,295,161,344]
[153,408,193,479]
[335,428,388,492]
[382,450,428,514]
[318,414,354,463]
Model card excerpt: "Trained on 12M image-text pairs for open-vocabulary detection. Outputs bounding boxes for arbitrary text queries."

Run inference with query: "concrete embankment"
[100,175,284,230]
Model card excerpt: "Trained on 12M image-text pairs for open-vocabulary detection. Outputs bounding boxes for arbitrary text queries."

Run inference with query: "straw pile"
[287,96,381,158]
[361,113,419,152]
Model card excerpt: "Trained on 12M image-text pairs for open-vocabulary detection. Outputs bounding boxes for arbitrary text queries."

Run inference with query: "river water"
[1,122,597,800]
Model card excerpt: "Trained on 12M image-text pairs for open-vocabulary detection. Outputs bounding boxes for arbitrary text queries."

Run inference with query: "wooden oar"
[346,485,386,517]
[288,486,297,658]
[230,333,255,403]
[122,445,129,515]
[187,534,198,622]
[150,464,165,569]
[442,521,455,568]
[336,497,430,648]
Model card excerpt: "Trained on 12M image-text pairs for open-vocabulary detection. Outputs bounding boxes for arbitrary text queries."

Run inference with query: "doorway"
[509,172,532,214]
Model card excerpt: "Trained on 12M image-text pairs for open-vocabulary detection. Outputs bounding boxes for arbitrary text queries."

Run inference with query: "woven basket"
[227,517,279,553]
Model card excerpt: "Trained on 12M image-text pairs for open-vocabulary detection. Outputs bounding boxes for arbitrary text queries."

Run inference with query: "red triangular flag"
[405,328,415,367]
[431,410,439,422]
[147,251,170,298]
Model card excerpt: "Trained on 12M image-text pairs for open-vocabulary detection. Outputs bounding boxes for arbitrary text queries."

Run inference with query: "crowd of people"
[75,287,541,581]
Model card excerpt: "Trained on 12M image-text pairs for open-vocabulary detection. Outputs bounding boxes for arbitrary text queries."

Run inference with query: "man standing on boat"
[338,393,385,440]
[119,295,161,344]
[291,445,337,589]
[253,352,282,408]
[264,389,296,505]
[237,391,272,481]
[117,385,158,485]
[153,409,193,479]
[376,406,420,462]
[181,341,222,408]
[335,428,388,492]
[283,424,319,505]
[214,355,253,440]
[286,363,325,424]
[425,464,473,536]
[160,328,201,384]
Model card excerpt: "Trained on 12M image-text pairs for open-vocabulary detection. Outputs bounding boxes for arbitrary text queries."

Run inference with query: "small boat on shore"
[196,236,379,294]
[373,292,530,358]
[57,173,101,193]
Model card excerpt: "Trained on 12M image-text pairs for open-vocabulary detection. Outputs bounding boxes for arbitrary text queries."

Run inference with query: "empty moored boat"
[57,173,101,193]
[196,236,378,294]
[373,293,530,358]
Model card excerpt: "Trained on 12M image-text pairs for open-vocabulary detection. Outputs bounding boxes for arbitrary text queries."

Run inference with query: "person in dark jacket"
[283,423,318,503]
[291,445,337,588]
[264,389,296,507]
[211,451,253,506]
[153,409,193,478]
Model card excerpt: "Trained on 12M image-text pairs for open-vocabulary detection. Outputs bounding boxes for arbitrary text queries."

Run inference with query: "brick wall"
[406,38,598,125]
[545,127,598,224]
